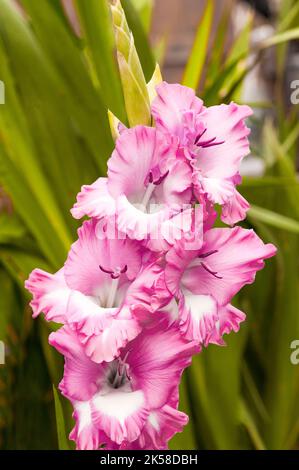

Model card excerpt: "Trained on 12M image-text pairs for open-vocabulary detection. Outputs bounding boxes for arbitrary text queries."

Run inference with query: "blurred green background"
[0,0,299,450]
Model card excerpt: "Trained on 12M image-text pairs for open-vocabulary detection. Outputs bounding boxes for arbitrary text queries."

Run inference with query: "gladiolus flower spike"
[25,81,276,450]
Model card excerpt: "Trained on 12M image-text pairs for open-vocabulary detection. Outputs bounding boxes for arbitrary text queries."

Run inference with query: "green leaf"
[219,15,253,101]
[262,121,299,219]
[0,0,77,264]
[242,362,269,422]
[186,327,248,449]
[248,205,299,234]
[130,0,153,33]
[204,8,230,87]
[0,212,27,245]
[282,121,299,154]
[0,247,50,289]
[74,0,126,122]
[261,27,299,49]
[242,176,297,189]
[239,399,266,450]
[0,144,70,268]
[52,385,70,450]
[0,267,17,338]
[204,26,299,105]
[182,0,214,90]
[0,141,69,268]
[17,0,112,177]
[203,53,245,105]
[278,1,299,32]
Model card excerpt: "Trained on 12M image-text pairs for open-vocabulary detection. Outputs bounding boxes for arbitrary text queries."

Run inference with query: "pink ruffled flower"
[25,77,277,450]
[25,219,157,363]
[49,321,199,450]
[154,226,276,346]
[72,126,193,245]
[152,82,253,224]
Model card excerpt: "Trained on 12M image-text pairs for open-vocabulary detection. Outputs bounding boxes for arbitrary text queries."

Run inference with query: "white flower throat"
[98,264,128,308]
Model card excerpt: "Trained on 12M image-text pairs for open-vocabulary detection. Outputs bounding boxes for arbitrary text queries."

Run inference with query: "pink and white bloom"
[25,76,277,451]
[25,219,157,363]
[151,82,253,224]
[49,321,199,450]
[154,226,276,345]
[72,126,193,244]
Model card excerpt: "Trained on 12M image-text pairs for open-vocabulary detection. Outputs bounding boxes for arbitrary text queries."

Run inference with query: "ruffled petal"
[194,102,252,180]
[78,306,141,363]
[25,268,70,323]
[153,156,192,206]
[152,82,203,138]
[131,386,187,450]
[146,206,194,253]
[64,219,142,295]
[69,401,102,450]
[178,290,218,343]
[91,388,148,445]
[52,327,148,446]
[181,226,277,305]
[71,177,115,220]
[164,242,199,296]
[206,303,246,346]
[136,402,188,450]
[126,262,165,324]
[126,321,199,410]
[49,326,101,401]
[115,194,179,241]
[26,265,141,364]
[26,266,117,333]
[107,126,175,201]
[61,295,141,364]
[221,188,250,225]
[195,175,235,205]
